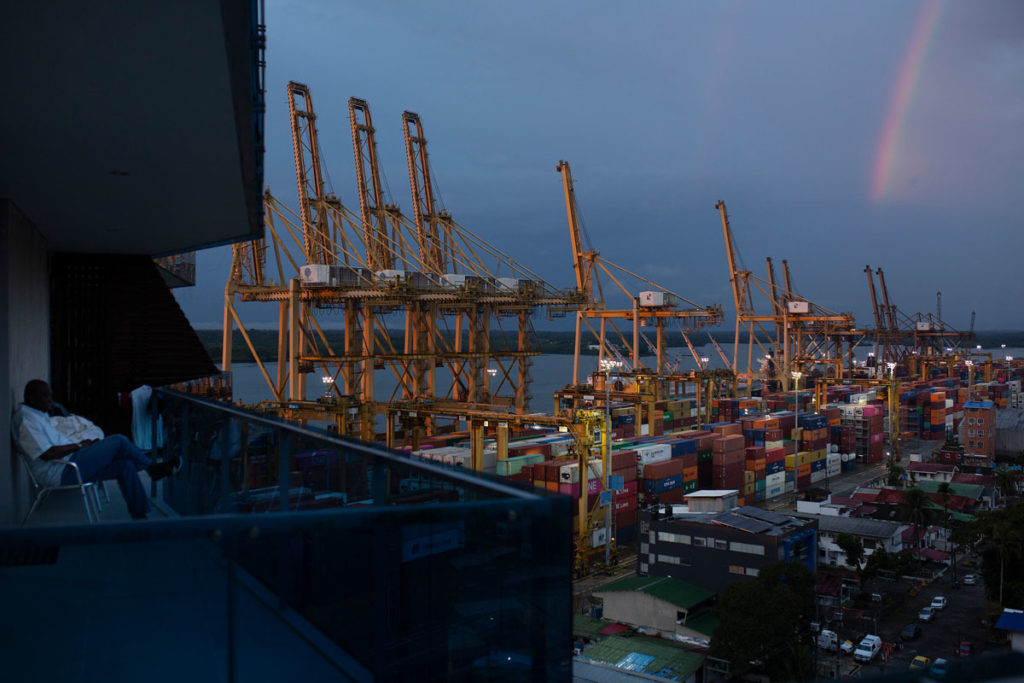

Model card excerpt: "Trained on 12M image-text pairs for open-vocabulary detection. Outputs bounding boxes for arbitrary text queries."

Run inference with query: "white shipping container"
[945,398,954,409]
[300,263,331,285]
[810,470,826,483]
[638,291,666,307]
[767,484,785,498]
[827,452,841,465]
[827,464,842,477]
[766,471,786,487]
[559,463,579,483]
[787,301,810,314]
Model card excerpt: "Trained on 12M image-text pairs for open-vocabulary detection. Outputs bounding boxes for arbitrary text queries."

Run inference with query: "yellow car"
[909,655,932,670]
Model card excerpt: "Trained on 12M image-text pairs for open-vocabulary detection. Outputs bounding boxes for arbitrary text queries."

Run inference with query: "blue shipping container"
[645,474,683,493]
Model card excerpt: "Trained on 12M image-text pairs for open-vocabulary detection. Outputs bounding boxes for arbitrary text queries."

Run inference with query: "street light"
[792,370,803,455]
[598,358,622,566]
[965,360,974,398]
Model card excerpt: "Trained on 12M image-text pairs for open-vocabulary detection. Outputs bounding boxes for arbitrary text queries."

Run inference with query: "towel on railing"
[130,385,164,450]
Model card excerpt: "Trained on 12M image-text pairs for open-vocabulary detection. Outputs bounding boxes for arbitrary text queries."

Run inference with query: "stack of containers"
[744,445,767,501]
[636,442,672,505]
[924,390,947,440]
[659,436,700,495]
[829,424,857,471]
[840,403,886,461]
[712,431,746,492]
[798,413,829,485]
[611,448,639,541]
[642,457,685,503]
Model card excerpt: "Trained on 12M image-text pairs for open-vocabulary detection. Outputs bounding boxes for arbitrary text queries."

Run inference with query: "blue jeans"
[61,434,153,519]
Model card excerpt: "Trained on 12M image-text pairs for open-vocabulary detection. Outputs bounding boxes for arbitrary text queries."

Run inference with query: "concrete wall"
[1,199,50,526]
[597,591,678,633]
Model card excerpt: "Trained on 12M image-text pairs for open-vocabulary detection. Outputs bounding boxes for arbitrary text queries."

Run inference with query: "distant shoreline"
[196,329,1023,364]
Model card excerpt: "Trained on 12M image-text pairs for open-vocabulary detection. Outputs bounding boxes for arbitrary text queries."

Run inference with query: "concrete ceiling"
[0,0,261,256]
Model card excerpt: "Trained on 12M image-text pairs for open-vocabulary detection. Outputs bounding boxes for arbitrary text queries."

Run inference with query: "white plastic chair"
[20,452,101,525]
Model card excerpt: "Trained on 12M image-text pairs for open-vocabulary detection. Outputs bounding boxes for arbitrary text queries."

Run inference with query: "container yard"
[209,79,1024,578]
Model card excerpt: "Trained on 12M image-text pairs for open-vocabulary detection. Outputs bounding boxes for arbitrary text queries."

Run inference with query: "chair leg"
[22,492,46,526]
[89,485,103,516]
[81,485,95,524]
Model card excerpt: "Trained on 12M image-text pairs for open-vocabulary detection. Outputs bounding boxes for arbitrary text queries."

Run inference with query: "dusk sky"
[175,0,1024,332]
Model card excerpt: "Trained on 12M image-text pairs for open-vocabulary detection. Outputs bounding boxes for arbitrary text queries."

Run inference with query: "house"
[916,480,986,513]
[791,513,907,570]
[907,461,958,484]
[996,609,1024,654]
[593,575,717,645]
[639,491,817,594]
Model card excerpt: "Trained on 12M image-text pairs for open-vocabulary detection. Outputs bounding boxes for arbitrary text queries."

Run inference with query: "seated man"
[12,379,178,520]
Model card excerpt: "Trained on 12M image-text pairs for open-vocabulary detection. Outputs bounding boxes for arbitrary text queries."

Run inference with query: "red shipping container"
[657,488,687,504]
[765,447,786,462]
[745,446,766,459]
[643,458,684,480]
[613,465,637,483]
[616,508,639,528]
[784,441,797,455]
[713,434,745,452]
[713,423,743,437]
[713,449,744,466]
[677,452,698,470]
[612,449,637,471]
[614,492,638,513]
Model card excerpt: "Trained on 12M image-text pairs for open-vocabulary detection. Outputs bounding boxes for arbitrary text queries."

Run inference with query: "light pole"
[965,360,974,401]
[599,358,621,566]
[792,371,803,472]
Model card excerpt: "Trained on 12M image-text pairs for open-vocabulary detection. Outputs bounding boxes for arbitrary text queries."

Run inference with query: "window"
[968,418,975,425]
[714,539,728,551]
[969,440,975,448]
[693,537,706,547]
[968,429,975,438]
[745,567,759,577]
[657,531,692,545]
[730,541,766,555]
[729,565,745,574]
[641,543,649,554]
[978,418,985,425]
[640,562,648,573]
[659,554,680,565]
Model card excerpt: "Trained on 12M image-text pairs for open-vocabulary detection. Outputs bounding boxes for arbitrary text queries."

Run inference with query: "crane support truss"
[716,200,858,390]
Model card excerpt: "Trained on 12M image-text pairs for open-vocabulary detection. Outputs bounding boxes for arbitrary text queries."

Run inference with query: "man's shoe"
[146,459,179,481]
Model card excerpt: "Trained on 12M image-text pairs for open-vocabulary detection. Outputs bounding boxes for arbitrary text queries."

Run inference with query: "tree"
[836,532,866,583]
[900,487,931,557]
[709,561,816,680]
[994,468,1020,500]
[965,503,1024,608]
[887,462,905,487]
[937,482,953,551]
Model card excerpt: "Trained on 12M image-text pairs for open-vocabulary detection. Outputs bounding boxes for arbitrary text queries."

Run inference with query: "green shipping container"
[683,479,699,493]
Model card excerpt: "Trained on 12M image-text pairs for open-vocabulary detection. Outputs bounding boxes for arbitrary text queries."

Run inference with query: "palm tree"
[900,487,931,565]
[994,468,1020,501]
[990,519,1023,605]
[937,482,953,550]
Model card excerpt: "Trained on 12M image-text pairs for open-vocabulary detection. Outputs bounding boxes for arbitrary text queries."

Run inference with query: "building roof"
[907,462,957,473]
[964,401,996,410]
[595,576,715,610]
[684,612,719,637]
[663,505,809,537]
[792,512,905,539]
[685,490,740,498]
[995,609,1024,633]
[996,408,1024,431]
[574,614,611,640]
[916,481,984,500]
[952,473,995,488]
[582,634,705,681]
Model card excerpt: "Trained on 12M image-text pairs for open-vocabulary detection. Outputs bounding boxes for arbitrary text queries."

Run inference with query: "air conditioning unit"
[300,264,330,286]
[787,301,810,314]
[495,277,520,291]
[639,291,666,307]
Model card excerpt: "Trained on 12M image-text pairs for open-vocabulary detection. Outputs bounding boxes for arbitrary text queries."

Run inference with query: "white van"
[817,629,838,652]
[853,634,882,662]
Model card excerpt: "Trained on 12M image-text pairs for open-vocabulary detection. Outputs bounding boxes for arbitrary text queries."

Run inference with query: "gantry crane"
[223,85,586,443]
[717,200,857,390]
[557,161,722,392]
[863,265,975,373]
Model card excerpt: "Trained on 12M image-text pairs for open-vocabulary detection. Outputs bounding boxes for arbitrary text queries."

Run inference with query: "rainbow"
[869,0,944,202]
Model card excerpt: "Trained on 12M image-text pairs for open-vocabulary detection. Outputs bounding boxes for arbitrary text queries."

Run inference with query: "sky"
[175,0,1024,332]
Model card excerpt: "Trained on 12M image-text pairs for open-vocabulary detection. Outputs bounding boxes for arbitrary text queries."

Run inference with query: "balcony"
[2,390,572,681]
[154,252,197,288]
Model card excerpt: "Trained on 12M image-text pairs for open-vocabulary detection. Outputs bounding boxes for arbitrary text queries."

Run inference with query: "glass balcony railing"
[1,390,572,682]
[154,252,197,287]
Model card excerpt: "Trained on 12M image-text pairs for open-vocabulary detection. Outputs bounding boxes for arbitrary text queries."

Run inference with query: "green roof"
[916,481,984,500]
[922,500,976,523]
[573,614,611,640]
[595,575,715,609]
[584,634,704,679]
[684,611,720,637]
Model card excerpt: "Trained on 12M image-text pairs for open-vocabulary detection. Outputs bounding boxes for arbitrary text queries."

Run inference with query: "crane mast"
[402,111,450,274]
[348,97,395,271]
[556,160,598,299]
[287,81,335,264]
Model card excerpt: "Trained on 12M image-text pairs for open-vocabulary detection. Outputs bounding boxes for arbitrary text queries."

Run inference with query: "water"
[225,342,1024,408]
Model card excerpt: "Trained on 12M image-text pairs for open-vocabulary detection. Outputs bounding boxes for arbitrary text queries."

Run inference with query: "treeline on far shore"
[195,329,1024,365]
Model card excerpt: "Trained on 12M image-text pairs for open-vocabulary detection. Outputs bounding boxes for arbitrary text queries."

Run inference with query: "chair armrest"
[55,458,87,485]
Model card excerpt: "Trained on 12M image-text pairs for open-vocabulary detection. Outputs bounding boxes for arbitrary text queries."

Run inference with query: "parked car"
[909,655,932,670]
[918,606,936,622]
[963,574,978,585]
[930,657,949,678]
[900,623,922,641]
[853,635,882,663]
[818,629,839,652]
[840,639,855,655]
[931,595,948,610]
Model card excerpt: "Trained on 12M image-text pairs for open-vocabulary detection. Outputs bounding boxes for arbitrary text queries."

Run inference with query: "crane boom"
[402,111,448,274]
[287,81,333,264]
[716,200,746,316]
[865,265,883,330]
[556,160,597,299]
[348,97,393,271]
[876,268,897,331]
